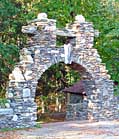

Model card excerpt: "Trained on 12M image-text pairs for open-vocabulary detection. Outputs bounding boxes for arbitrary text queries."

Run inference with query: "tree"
[35,62,80,115]
[0,43,19,97]
[0,0,119,96]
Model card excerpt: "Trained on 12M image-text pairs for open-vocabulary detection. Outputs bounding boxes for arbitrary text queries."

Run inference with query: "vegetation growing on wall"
[0,43,19,97]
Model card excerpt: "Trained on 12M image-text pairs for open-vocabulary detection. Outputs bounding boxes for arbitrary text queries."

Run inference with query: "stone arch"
[3,13,118,128]
[35,61,94,121]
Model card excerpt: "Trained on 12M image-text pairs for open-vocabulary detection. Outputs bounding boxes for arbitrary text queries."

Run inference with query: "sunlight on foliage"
[0,0,119,96]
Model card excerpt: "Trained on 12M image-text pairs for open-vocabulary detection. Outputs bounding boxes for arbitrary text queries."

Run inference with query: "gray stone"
[5,103,10,108]
[22,25,37,34]
[75,15,85,23]
[23,88,31,98]
[8,92,14,98]
[12,114,18,121]
[0,108,13,115]
[37,13,48,20]
[11,67,24,81]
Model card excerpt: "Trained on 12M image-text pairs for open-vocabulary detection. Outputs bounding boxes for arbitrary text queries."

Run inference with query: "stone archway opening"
[35,61,95,123]
[35,62,81,123]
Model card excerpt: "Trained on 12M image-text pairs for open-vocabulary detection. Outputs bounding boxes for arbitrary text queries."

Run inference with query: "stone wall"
[0,13,118,128]
[0,108,14,128]
[66,103,88,120]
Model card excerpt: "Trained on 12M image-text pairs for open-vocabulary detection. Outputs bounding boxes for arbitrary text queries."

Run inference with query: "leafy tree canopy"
[0,0,119,96]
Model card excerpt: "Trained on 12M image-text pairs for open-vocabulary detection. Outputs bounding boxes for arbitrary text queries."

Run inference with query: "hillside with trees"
[0,0,119,98]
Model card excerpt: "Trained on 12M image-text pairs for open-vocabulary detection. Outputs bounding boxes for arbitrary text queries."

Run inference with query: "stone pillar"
[6,81,37,128]
[7,47,37,128]
[22,13,56,47]
[96,79,119,120]
[66,15,95,49]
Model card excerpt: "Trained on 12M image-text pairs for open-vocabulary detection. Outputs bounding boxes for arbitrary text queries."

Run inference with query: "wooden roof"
[62,80,86,95]
[70,62,86,73]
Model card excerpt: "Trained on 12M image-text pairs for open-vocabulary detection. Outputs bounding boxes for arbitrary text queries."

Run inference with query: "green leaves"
[36,62,80,97]
[0,43,19,97]
[0,98,8,108]
[0,0,119,96]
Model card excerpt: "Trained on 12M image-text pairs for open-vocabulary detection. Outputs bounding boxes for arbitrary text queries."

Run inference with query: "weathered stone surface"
[23,88,31,98]
[22,25,37,34]
[7,92,14,98]
[11,67,25,81]
[5,103,10,108]
[75,15,85,23]
[0,108,13,114]
[12,114,18,121]
[56,29,75,37]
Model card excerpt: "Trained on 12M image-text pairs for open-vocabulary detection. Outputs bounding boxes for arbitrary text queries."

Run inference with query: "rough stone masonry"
[0,13,118,128]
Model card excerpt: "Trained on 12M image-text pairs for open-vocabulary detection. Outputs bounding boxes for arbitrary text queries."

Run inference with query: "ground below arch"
[1,120,119,139]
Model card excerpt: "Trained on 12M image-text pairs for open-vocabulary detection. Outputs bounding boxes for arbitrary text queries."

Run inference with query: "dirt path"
[0,120,119,139]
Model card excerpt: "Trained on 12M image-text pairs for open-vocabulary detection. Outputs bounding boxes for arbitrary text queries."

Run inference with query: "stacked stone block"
[22,14,56,47]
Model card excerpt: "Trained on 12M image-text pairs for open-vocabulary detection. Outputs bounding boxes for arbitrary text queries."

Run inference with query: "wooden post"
[58,103,61,112]
[41,96,45,114]
[67,93,70,104]
[55,93,59,112]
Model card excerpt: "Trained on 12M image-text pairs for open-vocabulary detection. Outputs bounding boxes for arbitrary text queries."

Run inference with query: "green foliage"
[36,62,80,97]
[0,98,8,108]
[0,43,19,97]
[0,0,21,44]
[36,62,80,115]
[0,0,119,96]
[93,1,119,88]
[35,123,41,128]
[0,127,16,132]
[0,126,29,132]
[114,86,119,96]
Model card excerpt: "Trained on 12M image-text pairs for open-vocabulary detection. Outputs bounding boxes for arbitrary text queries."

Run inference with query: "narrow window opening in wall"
[70,94,83,103]
[27,34,35,37]
[56,36,76,47]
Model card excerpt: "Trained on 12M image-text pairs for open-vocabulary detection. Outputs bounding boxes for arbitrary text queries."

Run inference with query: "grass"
[35,123,41,128]
[0,127,20,132]
[0,124,41,132]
